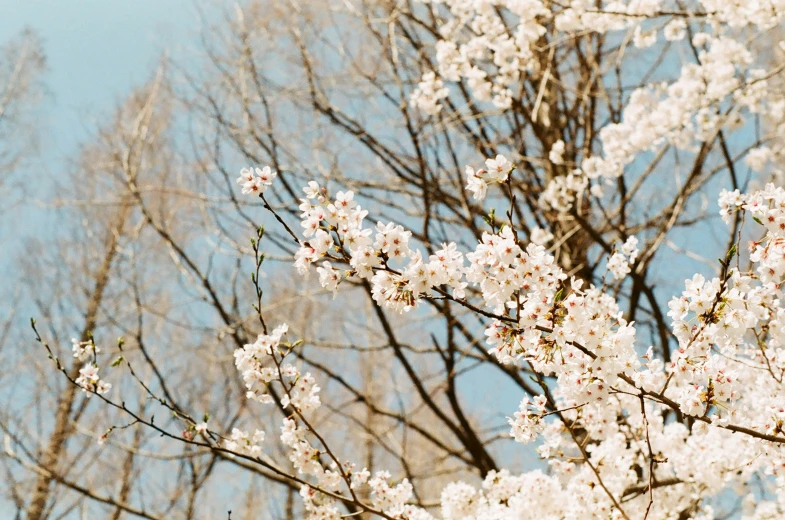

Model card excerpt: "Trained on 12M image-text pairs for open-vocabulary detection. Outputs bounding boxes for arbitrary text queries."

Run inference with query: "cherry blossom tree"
[16,0,785,519]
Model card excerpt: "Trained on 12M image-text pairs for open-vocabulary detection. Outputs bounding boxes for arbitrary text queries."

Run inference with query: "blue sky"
[0,0,200,162]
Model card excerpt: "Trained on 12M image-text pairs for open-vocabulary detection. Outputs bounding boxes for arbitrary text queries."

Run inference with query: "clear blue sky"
[0,0,201,162]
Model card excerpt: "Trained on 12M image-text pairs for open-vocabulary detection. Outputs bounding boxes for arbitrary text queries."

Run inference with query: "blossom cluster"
[293,181,468,312]
[607,236,639,281]
[508,395,548,444]
[75,362,111,395]
[71,337,111,395]
[234,322,320,412]
[230,321,436,519]
[223,428,265,457]
[235,165,785,518]
[410,1,783,217]
[236,166,277,195]
[661,183,785,426]
[464,154,513,201]
[71,337,99,361]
